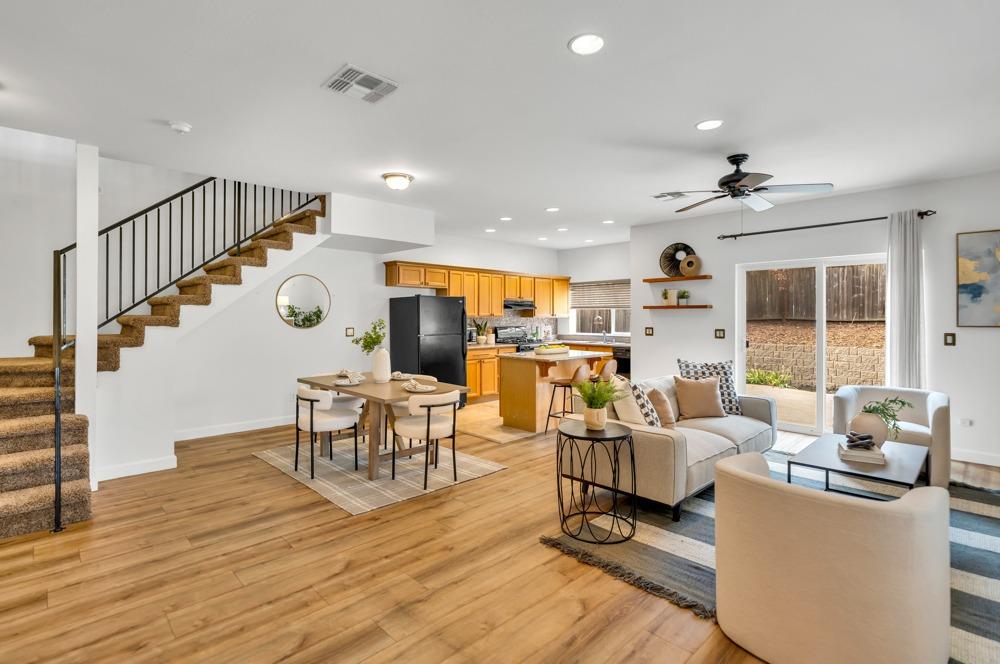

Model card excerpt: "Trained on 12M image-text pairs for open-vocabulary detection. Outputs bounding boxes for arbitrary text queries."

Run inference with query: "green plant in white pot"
[574,379,627,430]
[472,319,489,345]
[353,318,389,382]
[678,289,690,306]
[850,396,913,446]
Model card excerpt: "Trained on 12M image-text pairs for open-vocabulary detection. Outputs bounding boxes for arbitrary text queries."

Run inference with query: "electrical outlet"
[960,418,974,427]
[714,328,726,339]
[644,327,654,336]
[345,327,355,337]
[943,332,956,346]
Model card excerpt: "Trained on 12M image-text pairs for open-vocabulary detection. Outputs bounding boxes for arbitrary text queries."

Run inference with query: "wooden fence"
[746,264,885,322]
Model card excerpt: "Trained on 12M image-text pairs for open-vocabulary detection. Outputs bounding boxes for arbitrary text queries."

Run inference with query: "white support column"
[75,145,99,490]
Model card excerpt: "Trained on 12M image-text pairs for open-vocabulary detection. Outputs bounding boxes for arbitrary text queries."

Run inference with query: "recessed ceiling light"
[695,119,724,131]
[499,216,512,221]
[381,172,414,190]
[568,34,605,56]
[168,120,192,134]
[602,219,615,224]
[485,228,496,233]
[538,237,548,241]
[545,207,560,212]
[584,239,594,243]
[557,227,568,232]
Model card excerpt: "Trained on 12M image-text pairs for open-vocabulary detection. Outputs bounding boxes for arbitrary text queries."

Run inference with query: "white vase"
[372,347,391,384]
[584,407,607,430]
[476,335,487,345]
[487,333,496,345]
[849,412,889,447]
[679,298,689,306]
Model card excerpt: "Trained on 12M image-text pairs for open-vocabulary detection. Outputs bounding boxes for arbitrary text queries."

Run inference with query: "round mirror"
[275,274,331,328]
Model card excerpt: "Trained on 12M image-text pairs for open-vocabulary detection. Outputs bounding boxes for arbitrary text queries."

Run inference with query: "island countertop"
[501,349,611,362]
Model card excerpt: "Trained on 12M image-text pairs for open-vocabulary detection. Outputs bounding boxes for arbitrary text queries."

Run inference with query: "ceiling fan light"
[568,34,605,55]
[696,119,724,131]
[382,172,413,190]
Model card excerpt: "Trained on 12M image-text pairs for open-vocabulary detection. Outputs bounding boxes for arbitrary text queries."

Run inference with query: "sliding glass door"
[738,255,886,434]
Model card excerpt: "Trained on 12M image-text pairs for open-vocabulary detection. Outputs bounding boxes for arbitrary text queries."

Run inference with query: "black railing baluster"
[271,187,275,223]
[213,180,218,255]
[222,180,227,248]
[179,197,184,278]
[131,220,136,305]
[253,184,257,232]
[190,191,195,270]
[157,209,161,288]
[144,214,149,297]
[105,234,109,321]
[52,250,63,533]
[118,226,123,313]
[169,201,173,282]
[202,185,206,263]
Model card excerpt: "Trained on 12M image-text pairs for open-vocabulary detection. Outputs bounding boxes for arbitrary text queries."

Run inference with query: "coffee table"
[787,434,929,500]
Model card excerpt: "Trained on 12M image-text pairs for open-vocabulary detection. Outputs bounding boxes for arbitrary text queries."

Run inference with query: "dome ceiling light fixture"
[568,34,605,56]
[381,172,414,190]
[499,216,512,221]
[545,207,560,212]
[168,120,192,135]
[695,119,724,131]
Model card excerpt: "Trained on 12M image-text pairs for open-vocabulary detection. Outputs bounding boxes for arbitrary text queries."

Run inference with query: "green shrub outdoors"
[745,368,792,388]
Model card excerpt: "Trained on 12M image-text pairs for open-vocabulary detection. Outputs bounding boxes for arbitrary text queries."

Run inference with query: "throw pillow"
[609,374,661,427]
[676,359,742,415]
[646,388,676,428]
[674,375,726,419]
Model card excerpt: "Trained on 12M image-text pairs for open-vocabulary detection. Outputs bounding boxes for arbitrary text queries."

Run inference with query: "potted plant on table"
[574,379,627,430]
[678,289,690,306]
[352,318,390,383]
[850,396,913,446]
[472,319,489,345]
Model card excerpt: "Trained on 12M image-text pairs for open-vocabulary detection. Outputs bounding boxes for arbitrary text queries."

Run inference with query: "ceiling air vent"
[324,64,398,104]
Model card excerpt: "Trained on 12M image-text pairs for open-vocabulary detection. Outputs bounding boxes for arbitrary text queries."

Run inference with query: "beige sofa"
[833,385,950,487]
[565,375,777,520]
[715,453,950,664]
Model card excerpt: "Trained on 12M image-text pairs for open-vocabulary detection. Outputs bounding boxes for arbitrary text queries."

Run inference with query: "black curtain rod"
[717,209,937,241]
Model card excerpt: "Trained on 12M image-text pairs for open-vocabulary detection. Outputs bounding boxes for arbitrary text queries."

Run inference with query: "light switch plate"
[644,326,654,336]
[944,332,956,346]
[714,328,726,339]
[345,327,355,337]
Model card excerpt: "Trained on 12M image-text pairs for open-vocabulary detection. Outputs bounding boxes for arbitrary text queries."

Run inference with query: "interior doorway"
[737,255,887,434]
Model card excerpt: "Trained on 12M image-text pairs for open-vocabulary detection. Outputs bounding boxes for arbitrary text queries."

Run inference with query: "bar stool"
[545,364,592,434]
[590,359,618,382]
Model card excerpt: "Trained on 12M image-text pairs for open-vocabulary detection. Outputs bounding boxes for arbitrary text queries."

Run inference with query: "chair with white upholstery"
[390,390,460,490]
[714,452,950,664]
[296,386,362,478]
[833,385,950,487]
[385,375,438,448]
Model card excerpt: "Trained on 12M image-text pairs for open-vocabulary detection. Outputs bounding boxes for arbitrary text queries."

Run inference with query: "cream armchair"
[715,453,950,664]
[833,385,950,487]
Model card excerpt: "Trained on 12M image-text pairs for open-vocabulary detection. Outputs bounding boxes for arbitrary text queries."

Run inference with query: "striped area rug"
[541,453,1000,664]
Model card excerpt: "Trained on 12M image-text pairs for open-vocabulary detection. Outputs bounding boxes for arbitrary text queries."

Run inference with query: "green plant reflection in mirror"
[276,274,331,329]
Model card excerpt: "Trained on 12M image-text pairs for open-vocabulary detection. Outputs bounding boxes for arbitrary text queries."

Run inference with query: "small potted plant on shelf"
[352,318,390,383]
[661,288,678,305]
[850,396,913,446]
[574,379,626,430]
[678,289,690,306]
[472,319,489,345]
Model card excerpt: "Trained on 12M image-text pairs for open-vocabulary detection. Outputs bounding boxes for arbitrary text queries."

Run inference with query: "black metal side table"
[556,419,636,544]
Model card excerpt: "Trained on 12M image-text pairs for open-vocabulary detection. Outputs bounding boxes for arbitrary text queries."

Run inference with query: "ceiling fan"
[653,153,833,213]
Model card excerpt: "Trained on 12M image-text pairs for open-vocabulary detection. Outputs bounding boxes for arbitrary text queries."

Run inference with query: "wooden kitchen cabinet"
[552,278,569,317]
[480,357,499,396]
[394,263,426,287]
[504,274,520,300]
[466,346,515,400]
[463,272,478,314]
[520,276,534,301]
[386,262,450,289]
[477,273,492,318]
[490,275,504,316]
[448,270,464,297]
[423,267,449,288]
[533,277,552,317]
[466,359,481,399]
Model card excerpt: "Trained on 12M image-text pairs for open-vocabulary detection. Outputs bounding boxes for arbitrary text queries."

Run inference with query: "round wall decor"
[679,254,703,276]
[659,243,696,277]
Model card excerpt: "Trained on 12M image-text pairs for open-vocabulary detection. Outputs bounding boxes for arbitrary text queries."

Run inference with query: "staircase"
[0,178,324,540]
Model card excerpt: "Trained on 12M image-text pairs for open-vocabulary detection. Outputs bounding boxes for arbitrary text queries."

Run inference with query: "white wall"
[555,242,630,334]
[631,170,1000,465]
[98,157,204,230]
[0,126,76,355]
[384,233,558,275]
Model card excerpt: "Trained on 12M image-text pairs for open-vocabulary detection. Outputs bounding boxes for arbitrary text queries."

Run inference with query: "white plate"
[335,370,354,377]
[335,378,365,386]
[403,384,436,393]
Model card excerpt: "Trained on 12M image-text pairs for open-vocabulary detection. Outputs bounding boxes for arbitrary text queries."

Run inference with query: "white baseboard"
[952,447,1000,468]
[174,415,294,441]
[95,454,177,482]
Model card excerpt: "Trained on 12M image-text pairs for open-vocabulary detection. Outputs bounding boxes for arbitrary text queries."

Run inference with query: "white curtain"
[886,209,924,388]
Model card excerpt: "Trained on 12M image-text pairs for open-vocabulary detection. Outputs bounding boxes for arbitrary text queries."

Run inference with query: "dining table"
[296,371,470,480]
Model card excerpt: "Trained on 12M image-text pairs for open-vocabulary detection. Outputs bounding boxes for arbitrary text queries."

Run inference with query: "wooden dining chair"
[390,390,460,490]
[546,364,592,433]
[295,386,362,478]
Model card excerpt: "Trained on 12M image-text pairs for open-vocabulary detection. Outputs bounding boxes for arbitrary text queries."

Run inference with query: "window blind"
[569,280,630,309]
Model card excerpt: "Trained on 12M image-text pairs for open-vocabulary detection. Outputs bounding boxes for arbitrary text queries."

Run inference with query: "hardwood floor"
[0,425,760,663]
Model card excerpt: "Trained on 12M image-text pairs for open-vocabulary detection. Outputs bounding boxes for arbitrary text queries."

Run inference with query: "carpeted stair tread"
[0,479,91,539]
[0,414,88,454]
[177,273,240,288]
[206,254,267,271]
[28,334,134,348]
[0,445,90,491]
[116,314,180,328]
[147,292,211,307]
[228,236,293,255]
[0,387,74,419]
[260,222,314,239]
[0,358,74,388]
[0,357,73,374]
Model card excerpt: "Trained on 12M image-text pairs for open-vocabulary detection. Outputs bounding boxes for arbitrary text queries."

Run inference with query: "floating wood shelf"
[642,275,713,283]
[642,304,714,310]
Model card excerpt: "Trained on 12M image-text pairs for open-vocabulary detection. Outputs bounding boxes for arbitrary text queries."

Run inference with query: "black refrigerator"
[389,295,468,404]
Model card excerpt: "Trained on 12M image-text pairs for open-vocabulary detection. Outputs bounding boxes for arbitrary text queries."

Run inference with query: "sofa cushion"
[638,376,679,417]
[610,375,651,425]
[891,421,932,446]
[678,359,742,415]
[646,388,676,428]
[679,415,773,454]
[684,428,737,493]
[675,376,726,419]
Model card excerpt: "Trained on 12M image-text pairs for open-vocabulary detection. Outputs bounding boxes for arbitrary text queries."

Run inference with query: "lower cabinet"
[466,358,482,399]
[466,347,513,400]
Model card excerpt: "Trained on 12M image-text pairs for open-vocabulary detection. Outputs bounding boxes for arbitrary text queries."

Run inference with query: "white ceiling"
[2,1,999,249]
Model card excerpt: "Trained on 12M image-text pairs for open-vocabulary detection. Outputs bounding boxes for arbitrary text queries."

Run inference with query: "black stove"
[494,325,546,352]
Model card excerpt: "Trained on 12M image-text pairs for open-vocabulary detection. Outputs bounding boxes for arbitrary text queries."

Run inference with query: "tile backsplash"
[468,315,558,338]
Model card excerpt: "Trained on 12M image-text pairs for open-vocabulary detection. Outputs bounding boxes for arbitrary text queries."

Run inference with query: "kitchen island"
[499,349,612,432]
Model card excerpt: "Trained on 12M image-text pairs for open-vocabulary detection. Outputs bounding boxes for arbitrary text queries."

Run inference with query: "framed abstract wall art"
[957,229,1000,327]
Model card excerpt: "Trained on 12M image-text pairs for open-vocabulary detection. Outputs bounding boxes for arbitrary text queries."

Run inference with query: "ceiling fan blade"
[653,190,723,200]
[675,194,729,213]
[741,192,774,212]
[751,183,834,194]
[736,172,772,189]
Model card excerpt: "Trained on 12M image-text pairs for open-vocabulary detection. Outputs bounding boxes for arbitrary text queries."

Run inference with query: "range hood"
[503,298,535,311]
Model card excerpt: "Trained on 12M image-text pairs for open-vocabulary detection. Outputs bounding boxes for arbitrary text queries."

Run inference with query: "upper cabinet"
[384,261,571,317]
